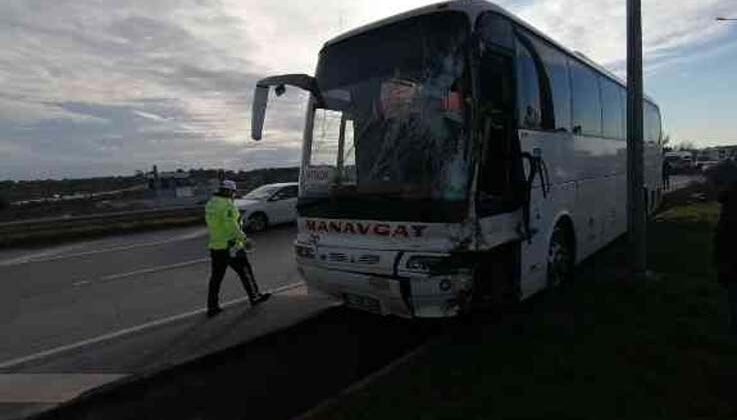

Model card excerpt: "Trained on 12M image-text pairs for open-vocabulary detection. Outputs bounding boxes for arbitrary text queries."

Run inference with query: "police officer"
[205,180,270,317]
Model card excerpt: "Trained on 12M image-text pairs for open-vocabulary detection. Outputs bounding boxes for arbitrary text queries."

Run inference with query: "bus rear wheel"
[546,222,575,288]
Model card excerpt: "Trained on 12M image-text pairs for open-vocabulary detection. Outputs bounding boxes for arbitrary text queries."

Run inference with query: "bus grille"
[326,252,381,265]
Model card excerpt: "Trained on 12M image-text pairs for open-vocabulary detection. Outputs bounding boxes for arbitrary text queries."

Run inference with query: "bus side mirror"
[250,74,322,141]
[251,85,269,141]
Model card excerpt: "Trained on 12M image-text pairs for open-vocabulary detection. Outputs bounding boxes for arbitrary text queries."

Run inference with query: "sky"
[1,0,737,180]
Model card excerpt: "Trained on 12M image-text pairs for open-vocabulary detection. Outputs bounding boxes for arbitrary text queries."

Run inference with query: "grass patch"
[313,198,737,419]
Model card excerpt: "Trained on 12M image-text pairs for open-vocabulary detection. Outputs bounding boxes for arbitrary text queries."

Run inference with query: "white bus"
[251,0,663,318]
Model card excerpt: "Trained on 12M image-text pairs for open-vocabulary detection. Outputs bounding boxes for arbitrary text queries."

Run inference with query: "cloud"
[515,0,737,74]
[0,0,734,179]
[0,0,306,179]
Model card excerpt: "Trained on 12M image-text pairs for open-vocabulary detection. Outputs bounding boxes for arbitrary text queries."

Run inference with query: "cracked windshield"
[1,0,737,419]
[305,12,470,201]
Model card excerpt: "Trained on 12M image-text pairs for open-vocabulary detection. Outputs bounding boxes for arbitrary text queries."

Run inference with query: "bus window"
[570,60,602,137]
[311,109,343,166]
[476,12,513,50]
[601,77,624,140]
[644,102,662,143]
[516,40,542,130]
[534,38,571,132]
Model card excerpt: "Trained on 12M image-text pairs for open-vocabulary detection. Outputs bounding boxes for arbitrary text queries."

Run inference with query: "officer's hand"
[243,239,254,251]
[227,240,236,249]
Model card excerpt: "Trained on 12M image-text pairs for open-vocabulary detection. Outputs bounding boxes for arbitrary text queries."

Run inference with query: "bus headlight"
[405,255,447,272]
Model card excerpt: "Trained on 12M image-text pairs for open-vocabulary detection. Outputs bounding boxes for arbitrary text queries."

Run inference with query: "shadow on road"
[31,307,439,420]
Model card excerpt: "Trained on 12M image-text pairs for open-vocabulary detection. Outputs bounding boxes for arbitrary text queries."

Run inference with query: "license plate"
[343,293,381,314]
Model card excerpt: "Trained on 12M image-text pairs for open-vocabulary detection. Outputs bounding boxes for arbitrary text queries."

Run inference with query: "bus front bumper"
[297,264,473,318]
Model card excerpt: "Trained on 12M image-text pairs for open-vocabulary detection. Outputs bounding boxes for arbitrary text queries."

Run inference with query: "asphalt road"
[0,223,332,419]
[0,224,303,365]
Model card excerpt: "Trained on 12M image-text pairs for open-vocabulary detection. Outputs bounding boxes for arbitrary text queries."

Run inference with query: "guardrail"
[0,206,204,246]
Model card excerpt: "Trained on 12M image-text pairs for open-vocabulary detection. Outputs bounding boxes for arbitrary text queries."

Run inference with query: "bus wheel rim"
[547,230,571,287]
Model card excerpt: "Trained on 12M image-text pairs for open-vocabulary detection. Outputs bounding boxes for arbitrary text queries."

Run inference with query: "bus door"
[473,13,526,303]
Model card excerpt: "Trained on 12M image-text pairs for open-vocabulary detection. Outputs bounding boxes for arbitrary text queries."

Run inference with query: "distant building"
[146,170,193,198]
[145,168,221,199]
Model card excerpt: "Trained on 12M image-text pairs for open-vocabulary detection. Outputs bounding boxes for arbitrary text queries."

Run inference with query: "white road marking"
[0,244,89,267]
[96,258,210,283]
[0,229,207,267]
[0,282,305,370]
[70,258,210,288]
[0,373,126,403]
[72,280,91,287]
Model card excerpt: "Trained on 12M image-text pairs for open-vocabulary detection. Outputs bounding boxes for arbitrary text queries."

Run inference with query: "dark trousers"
[208,249,259,310]
[728,282,737,336]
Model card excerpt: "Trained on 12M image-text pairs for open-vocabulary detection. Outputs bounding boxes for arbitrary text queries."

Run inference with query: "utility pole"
[627,0,646,275]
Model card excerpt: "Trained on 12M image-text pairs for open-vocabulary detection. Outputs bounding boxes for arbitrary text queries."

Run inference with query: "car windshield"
[303,12,471,201]
[243,185,281,200]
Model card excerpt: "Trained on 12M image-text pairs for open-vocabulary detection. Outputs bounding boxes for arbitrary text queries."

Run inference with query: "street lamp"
[716,17,737,21]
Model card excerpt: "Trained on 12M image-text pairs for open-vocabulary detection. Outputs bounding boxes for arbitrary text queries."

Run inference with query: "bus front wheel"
[546,222,575,288]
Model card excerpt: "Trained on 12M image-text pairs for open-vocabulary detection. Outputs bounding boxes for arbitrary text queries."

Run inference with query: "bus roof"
[323,0,657,105]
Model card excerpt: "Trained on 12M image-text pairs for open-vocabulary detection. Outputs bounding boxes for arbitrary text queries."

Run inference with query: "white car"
[234,182,298,232]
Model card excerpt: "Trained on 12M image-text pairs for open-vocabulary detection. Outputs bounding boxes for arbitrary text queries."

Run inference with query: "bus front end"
[295,11,476,318]
[252,10,480,318]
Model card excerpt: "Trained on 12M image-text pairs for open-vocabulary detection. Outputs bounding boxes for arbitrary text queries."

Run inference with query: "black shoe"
[251,293,272,305]
[207,307,223,318]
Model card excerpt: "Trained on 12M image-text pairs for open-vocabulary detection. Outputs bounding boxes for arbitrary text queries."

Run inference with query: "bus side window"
[644,102,661,144]
[536,41,571,132]
[601,77,624,140]
[521,34,571,133]
[516,32,559,131]
[515,39,543,129]
[570,60,603,137]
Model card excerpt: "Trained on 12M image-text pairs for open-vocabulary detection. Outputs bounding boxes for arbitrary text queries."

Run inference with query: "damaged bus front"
[251,5,526,318]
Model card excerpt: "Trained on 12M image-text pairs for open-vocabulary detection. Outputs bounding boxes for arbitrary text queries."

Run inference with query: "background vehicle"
[251,0,663,318]
[234,182,298,232]
[665,151,695,173]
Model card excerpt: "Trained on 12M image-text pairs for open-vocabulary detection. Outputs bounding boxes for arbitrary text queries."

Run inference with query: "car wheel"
[247,213,268,233]
[546,222,575,289]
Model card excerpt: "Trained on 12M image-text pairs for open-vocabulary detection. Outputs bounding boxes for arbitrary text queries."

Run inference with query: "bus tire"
[546,220,575,289]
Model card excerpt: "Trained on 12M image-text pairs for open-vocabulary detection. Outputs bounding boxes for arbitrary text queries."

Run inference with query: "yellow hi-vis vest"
[205,195,246,250]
